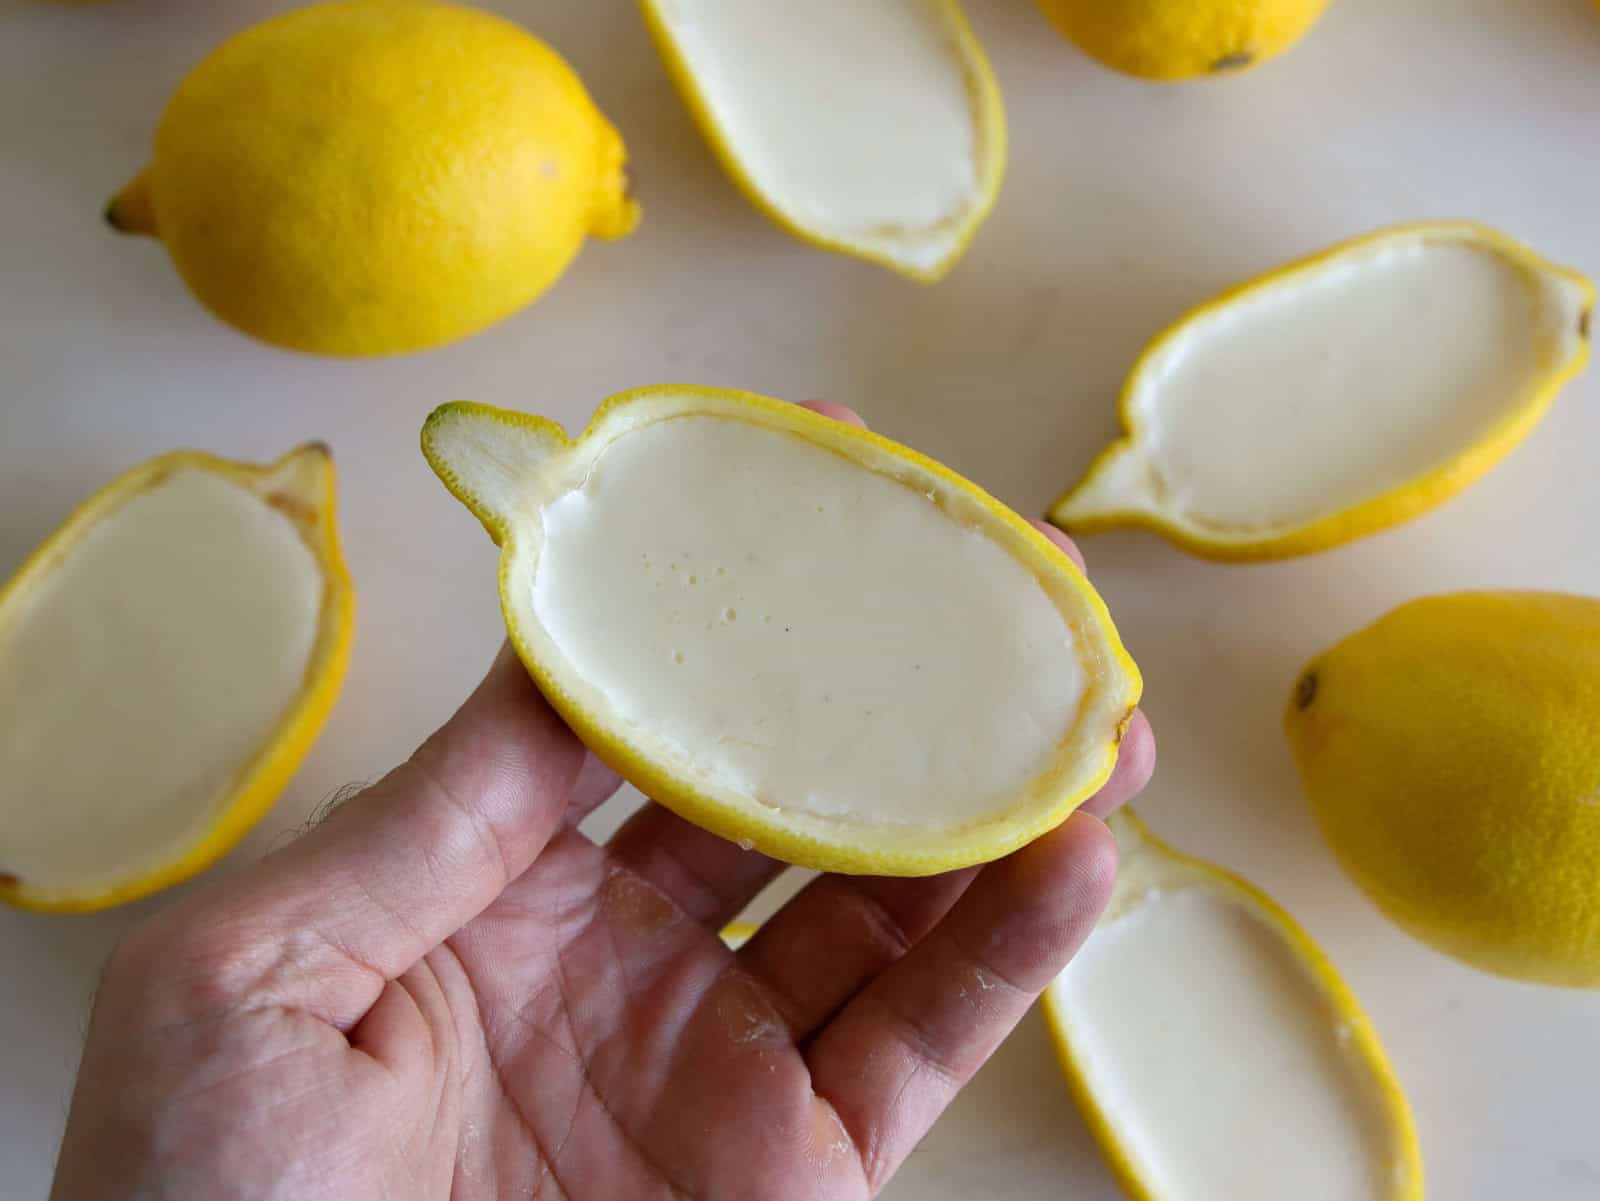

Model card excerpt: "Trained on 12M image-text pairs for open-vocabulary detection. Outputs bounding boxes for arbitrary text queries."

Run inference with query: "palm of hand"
[53,506,1151,1201]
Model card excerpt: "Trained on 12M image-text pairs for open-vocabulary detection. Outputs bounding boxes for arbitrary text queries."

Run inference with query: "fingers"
[806,812,1117,1192]
[736,869,978,1038]
[742,705,1148,1036]
[570,751,625,823]
[605,806,784,927]
[1031,518,1086,572]
[1028,520,1156,819]
[168,643,588,1028]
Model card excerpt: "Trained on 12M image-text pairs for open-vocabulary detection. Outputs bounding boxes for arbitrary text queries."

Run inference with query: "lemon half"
[0,445,353,912]
[641,0,1005,281]
[1036,0,1332,81]
[1044,809,1422,1201]
[1051,223,1593,560]
[423,388,1140,875]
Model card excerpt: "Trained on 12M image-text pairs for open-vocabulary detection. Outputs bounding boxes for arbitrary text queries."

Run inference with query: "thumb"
[166,643,588,1028]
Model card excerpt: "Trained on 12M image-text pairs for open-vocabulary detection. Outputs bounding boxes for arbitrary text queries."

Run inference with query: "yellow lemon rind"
[1284,591,1600,988]
[0,445,354,913]
[424,386,1141,877]
[109,1,637,358]
[1049,221,1595,562]
[638,0,1007,284]
[1034,0,1332,82]
[1041,808,1424,1201]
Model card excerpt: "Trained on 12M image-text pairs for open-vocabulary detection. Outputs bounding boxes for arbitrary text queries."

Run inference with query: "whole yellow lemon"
[1036,0,1332,81]
[1286,592,1600,988]
[107,0,638,356]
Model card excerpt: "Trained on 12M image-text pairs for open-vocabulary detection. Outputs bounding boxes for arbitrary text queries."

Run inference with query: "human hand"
[50,403,1155,1201]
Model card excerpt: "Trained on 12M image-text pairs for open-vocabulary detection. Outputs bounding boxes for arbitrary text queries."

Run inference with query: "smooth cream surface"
[533,416,1085,826]
[1141,239,1575,528]
[0,469,322,893]
[1056,889,1396,1201]
[657,0,982,269]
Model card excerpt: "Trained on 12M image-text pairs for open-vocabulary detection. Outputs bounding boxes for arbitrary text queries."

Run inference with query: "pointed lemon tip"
[589,133,641,241]
[105,169,158,236]
[1050,442,1148,532]
[593,192,641,241]
[262,441,339,520]
[421,402,569,546]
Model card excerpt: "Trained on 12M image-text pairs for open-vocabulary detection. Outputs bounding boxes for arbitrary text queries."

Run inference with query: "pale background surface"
[3,0,1598,1197]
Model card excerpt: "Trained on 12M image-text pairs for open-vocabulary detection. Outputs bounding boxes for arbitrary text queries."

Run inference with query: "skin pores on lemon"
[1287,591,1600,987]
[107,0,637,356]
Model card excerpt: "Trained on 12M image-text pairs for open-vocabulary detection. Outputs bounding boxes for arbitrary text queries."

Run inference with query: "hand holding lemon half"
[423,389,1143,876]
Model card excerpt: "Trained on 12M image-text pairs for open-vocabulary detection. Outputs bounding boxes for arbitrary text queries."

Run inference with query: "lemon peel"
[1044,809,1422,1201]
[640,0,1005,281]
[1287,592,1600,988]
[1036,0,1332,81]
[1051,222,1593,560]
[0,445,352,912]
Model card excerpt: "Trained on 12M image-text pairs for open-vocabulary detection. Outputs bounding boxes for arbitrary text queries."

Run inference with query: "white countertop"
[3,0,1598,1197]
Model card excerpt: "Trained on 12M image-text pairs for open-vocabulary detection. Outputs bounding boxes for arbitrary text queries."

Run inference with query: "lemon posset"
[1052,223,1593,560]
[641,0,1005,281]
[422,389,1141,876]
[1045,810,1423,1201]
[0,446,352,912]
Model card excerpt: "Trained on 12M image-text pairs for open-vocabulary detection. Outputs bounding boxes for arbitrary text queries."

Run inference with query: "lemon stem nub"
[105,169,158,236]
[1211,50,1256,71]
[1295,670,1319,709]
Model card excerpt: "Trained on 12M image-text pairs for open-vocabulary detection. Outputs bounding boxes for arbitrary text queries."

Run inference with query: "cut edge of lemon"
[0,445,353,912]
[423,386,1140,877]
[1050,222,1594,561]
[640,0,1006,282]
[1042,808,1423,1201]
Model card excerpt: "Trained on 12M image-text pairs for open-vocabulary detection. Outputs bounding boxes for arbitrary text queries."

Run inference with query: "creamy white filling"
[532,415,1085,827]
[0,468,322,893]
[1054,889,1396,1201]
[1133,236,1583,530]
[656,0,984,270]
